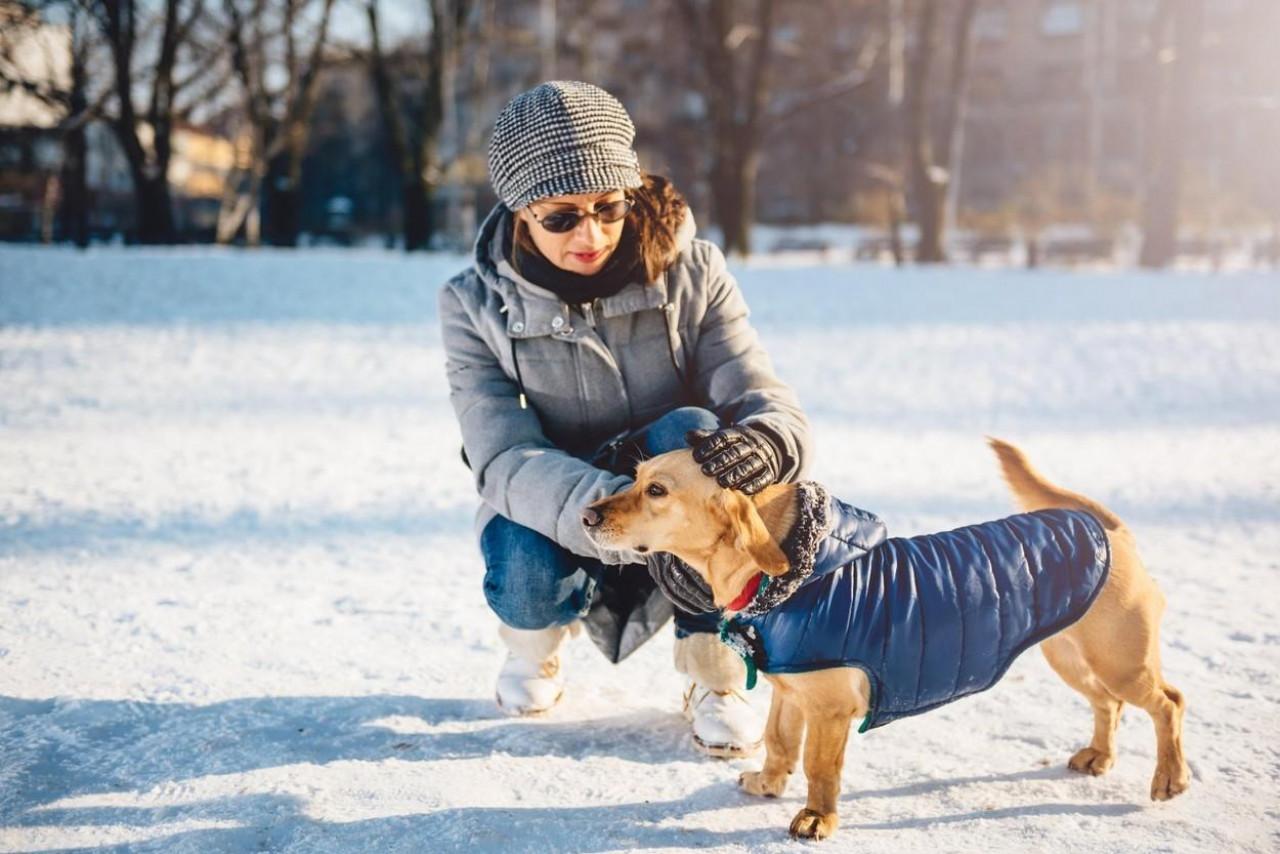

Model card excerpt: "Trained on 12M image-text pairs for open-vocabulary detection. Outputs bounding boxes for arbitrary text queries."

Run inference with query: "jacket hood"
[470,201,698,331]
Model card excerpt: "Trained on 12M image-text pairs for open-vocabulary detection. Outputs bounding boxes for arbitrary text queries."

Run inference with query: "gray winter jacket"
[439,202,811,565]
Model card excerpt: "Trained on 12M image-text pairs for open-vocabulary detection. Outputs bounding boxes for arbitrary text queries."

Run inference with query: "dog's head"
[581,449,791,609]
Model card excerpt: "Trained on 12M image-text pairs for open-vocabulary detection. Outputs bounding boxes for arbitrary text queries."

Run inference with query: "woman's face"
[518,189,628,276]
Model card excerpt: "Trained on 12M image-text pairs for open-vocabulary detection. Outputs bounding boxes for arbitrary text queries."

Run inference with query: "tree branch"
[742,0,774,135]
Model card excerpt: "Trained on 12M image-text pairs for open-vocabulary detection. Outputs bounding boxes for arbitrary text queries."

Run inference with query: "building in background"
[1,5,235,242]
[961,1,1278,224]
[4,0,1276,256]
[396,0,1277,247]
[0,5,68,241]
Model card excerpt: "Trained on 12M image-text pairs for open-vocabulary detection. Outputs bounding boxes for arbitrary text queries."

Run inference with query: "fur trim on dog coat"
[721,487,1111,731]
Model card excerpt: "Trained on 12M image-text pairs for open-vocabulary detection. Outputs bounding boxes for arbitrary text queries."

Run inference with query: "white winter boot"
[495,623,575,716]
[674,632,764,758]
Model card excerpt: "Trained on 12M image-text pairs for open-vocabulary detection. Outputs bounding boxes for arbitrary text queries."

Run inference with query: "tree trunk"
[216,171,261,245]
[58,123,89,248]
[217,121,269,246]
[888,188,906,267]
[905,0,976,264]
[59,9,91,249]
[412,0,467,251]
[41,175,59,243]
[913,173,948,263]
[224,0,335,250]
[940,0,978,244]
[676,0,775,257]
[265,187,299,246]
[366,0,466,252]
[264,146,302,247]
[710,140,757,256]
[101,0,182,245]
[905,0,943,262]
[367,0,423,250]
[285,125,308,245]
[135,174,175,244]
[403,178,431,251]
[114,125,175,245]
[735,150,758,256]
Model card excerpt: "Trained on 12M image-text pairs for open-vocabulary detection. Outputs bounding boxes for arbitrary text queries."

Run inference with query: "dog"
[581,438,1189,840]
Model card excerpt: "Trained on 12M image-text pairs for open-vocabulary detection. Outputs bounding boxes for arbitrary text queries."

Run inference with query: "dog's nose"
[581,506,603,528]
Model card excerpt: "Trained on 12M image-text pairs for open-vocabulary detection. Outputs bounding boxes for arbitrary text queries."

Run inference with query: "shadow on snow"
[1,693,1144,853]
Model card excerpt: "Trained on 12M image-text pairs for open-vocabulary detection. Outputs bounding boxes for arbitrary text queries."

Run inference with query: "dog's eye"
[645,483,667,498]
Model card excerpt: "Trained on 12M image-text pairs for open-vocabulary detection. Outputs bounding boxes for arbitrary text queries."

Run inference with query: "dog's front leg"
[789,707,853,840]
[740,688,803,798]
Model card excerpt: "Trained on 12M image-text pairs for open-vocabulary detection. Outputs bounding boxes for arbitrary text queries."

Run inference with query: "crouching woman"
[438,81,810,756]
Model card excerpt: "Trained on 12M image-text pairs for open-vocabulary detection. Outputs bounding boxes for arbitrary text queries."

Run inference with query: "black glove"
[646,552,717,614]
[686,424,781,495]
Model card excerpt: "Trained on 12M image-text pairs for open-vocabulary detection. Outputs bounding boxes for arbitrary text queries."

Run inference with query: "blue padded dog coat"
[721,484,1111,731]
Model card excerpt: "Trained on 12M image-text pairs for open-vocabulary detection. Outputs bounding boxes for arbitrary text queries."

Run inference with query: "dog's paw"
[739,769,788,798]
[788,808,838,840]
[1150,761,1190,801]
[1067,747,1115,776]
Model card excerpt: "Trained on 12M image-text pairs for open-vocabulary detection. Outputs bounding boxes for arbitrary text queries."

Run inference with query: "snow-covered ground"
[1,245,1278,853]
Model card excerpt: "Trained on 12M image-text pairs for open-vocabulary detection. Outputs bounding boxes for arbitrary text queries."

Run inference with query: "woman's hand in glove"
[646,552,717,614]
[685,424,781,495]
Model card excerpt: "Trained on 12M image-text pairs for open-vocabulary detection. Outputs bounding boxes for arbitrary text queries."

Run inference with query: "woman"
[439,81,810,757]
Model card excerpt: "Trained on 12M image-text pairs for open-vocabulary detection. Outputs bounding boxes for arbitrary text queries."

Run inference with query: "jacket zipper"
[577,310,632,428]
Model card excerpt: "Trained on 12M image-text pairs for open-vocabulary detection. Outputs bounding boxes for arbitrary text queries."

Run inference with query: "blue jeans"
[481,406,722,638]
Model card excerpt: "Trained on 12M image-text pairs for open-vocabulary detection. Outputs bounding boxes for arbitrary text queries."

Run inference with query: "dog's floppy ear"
[720,489,790,577]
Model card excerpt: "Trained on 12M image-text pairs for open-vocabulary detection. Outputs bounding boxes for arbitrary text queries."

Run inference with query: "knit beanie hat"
[488,80,644,211]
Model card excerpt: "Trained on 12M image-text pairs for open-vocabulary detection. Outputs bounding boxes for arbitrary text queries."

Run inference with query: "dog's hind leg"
[739,687,803,798]
[1041,634,1124,776]
[1147,681,1189,801]
[1072,561,1190,800]
[1065,601,1190,799]
[1098,667,1189,800]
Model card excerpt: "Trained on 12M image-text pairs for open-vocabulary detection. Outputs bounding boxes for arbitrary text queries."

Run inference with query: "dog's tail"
[986,437,1125,532]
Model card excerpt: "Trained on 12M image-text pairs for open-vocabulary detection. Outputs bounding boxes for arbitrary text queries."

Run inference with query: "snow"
[2,244,1278,853]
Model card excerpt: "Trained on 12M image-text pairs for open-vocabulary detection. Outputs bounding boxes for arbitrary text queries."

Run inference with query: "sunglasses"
[528,198,633,234]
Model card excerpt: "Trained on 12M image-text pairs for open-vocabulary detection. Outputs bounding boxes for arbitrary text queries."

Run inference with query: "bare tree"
[837,0,908,266]
[447,0,493,240]
[904,0,977,264]
[1138,0,1204,269]
[676,0,777,257]
[219,0,335,247]
[365,0,470,252]
[58,3,92,246]
[86,0,220,244]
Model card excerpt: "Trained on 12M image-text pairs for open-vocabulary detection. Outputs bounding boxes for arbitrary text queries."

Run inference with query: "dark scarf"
[512,224,643,305]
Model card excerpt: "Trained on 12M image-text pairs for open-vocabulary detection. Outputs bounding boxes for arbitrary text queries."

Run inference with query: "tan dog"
[582,439,1189,840]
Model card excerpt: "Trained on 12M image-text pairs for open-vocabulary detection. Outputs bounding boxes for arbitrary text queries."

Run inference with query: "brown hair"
[512,172,688,284]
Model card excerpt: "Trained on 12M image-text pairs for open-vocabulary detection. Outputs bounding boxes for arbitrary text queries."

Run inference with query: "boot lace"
[684,682,749,711]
